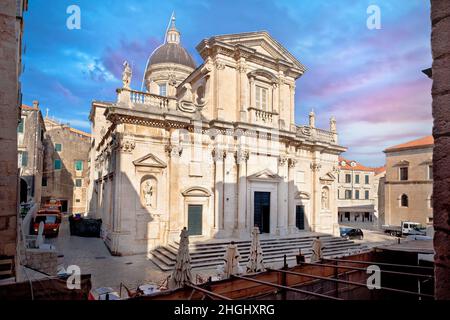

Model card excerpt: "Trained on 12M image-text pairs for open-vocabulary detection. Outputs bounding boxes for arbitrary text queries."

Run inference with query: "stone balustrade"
[117,88,172,109]
[296,125,335,144]
[248,107,278,126]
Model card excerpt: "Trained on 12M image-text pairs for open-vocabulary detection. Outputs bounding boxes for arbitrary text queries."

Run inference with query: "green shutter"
[21,152,28,166]
[54,159,61,170]
[188,205,202,236]
[75,160,83,171]
[55,143,62,152]
[17,119,24,133]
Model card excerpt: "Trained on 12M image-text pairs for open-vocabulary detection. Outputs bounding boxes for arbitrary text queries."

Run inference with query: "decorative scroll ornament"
[300,126,312,136]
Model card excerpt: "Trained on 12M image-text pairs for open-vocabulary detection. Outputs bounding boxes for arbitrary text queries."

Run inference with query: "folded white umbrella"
[169,227,192,289]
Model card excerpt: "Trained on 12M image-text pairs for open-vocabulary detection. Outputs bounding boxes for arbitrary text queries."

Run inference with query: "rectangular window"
[17,118,24,133]
[55,143,62,152]
[399,167,408,181]
[255,85,268,110]
[75,199,81,203]
[75,160,83,171]
[54,159,62,170]
[355,190,360,199]
[75,179,82,187]
[365,190,369,200]
[19,151,28,167]
[365,175,369,184]
[345,174,351,183]
[42,177,47,187]
[345,190,352,199]
[428,165,433,180]
[355,174,360,184]
[158,83,167,97]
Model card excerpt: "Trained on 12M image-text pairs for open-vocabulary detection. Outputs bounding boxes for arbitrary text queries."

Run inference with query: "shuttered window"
[255,86,268,111]
[188,205,202,236]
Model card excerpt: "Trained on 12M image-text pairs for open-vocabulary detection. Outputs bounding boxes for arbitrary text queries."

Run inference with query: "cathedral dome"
[147,14,196,69]
[149,42,196,69]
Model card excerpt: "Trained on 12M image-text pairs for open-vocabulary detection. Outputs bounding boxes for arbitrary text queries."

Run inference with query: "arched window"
[400,194,408,207]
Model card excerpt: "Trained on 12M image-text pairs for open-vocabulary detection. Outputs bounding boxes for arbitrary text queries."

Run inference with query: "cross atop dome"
[166,12,180,44]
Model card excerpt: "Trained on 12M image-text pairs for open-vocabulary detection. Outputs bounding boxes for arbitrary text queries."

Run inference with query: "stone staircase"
[149,234,369,271]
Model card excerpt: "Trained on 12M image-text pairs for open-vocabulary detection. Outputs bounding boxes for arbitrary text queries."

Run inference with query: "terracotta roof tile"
[338,157,375,172]
[21,104,39,111]
[384,135,434,152]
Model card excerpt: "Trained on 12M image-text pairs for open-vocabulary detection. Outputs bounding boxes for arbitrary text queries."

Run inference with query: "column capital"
[212,148,227,162]
[310,161,321,172]
[288,158,297,168]
[235,149,249,164]
[278,156,288,166]
[165,144,183,158]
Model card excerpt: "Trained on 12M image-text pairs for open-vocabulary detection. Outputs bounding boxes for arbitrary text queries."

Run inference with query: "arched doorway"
[20,178,28,204]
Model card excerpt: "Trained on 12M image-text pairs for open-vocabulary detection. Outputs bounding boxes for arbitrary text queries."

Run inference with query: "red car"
[32,214,61,237]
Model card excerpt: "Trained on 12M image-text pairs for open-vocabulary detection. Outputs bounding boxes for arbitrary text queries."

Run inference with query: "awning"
[338,205,375,213]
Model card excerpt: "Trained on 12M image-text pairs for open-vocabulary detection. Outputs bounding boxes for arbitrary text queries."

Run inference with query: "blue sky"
[21,0,432,166]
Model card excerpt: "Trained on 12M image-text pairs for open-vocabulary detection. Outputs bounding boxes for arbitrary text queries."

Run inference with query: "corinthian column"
[235,149,249,238]
[277,156,288,235]
[166,144,183,242]
[212,148,225,237]
[287,158,297,233]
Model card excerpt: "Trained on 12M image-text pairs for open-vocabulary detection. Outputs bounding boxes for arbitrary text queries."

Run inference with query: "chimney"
[32,100,39,109]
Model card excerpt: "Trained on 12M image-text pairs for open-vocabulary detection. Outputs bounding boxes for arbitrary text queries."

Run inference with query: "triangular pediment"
[320,172,336,182]
[248,169,283,182]
[133,153,167,168]
[203,31,305,72]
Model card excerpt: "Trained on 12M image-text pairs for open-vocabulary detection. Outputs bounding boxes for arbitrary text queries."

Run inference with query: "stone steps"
[149,234,369,271]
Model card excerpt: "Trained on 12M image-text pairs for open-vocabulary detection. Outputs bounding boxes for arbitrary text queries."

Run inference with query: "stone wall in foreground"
[431,0,450,300]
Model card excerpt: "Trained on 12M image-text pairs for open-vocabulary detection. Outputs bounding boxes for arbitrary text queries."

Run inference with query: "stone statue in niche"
[321,188,329,209]
[141,178,156,208]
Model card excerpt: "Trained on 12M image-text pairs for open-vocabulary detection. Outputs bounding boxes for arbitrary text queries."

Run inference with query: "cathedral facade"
[87,16,346,255]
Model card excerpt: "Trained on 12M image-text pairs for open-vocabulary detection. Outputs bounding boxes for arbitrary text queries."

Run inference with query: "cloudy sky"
[21,0,432,166]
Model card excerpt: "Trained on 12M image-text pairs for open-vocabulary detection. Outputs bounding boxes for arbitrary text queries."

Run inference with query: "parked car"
[382,221,426,237]
[340,227,364,240]
[32,214,62,237]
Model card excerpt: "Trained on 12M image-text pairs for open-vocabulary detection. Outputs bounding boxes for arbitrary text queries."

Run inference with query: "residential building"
[41,117,91,214]
[384,136,433,226]
[18,102,45,206]
[87,15,346,255]
[337,157,385,228]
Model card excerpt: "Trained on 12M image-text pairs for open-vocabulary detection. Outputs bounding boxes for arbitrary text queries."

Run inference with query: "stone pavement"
[46,217,219,293]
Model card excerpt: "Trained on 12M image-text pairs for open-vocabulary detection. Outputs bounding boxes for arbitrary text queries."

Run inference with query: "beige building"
[18,102,46,206]
[87,16,346,255]
[337,157,385,228]
[41,117,91,214]
[384,136,433,226]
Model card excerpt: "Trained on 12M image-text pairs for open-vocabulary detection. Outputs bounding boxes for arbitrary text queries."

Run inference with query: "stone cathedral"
[87,16,346,255]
